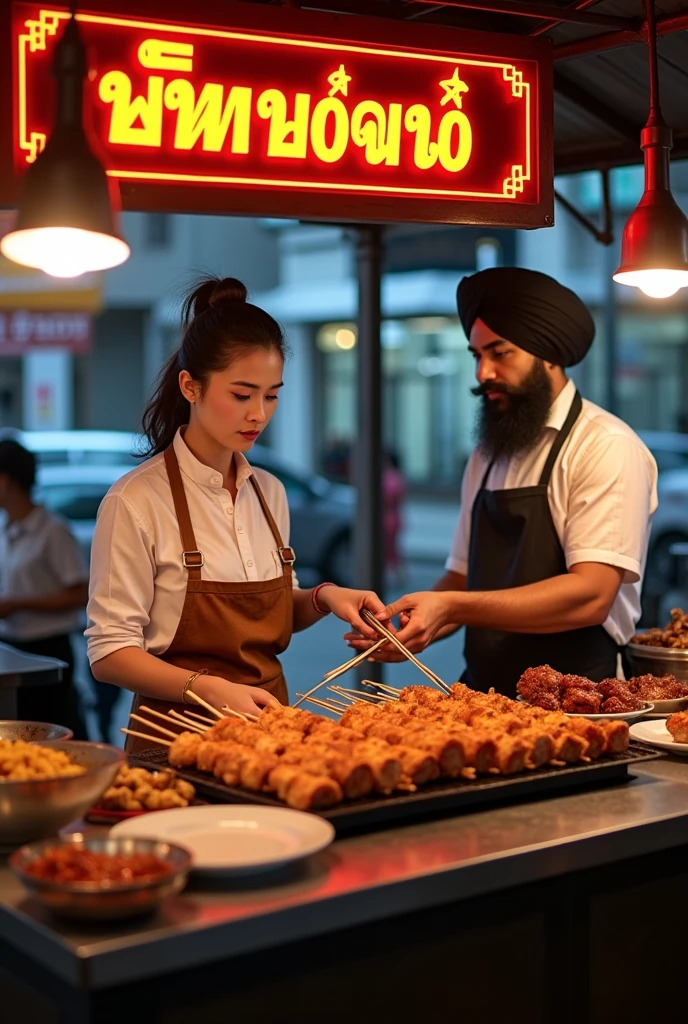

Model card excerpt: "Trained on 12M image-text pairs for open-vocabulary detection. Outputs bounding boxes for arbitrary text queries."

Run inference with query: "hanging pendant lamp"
[0,9,129,278]
[613,0,688,299]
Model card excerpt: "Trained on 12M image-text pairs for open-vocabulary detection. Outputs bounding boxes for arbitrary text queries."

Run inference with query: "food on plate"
[517,666,657,713]
[23,844,174,885]
[624,673,688,700]
[96,764,195,812]
[666,711,688,743]
[163,684,630,811]
[0,739,86,781]
[633,608,688,649]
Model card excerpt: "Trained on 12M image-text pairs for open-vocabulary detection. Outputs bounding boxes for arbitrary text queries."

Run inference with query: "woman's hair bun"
[182,276,248,326]
[210,277,247,307]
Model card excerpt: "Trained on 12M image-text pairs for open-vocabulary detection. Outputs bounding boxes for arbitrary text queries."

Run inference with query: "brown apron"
[125,445,294,753]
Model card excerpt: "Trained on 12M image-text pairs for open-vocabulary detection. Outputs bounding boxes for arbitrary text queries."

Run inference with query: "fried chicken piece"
[284,773,343,811]
[561,688,603,715]
[168,731,203,767]
[598,720,630,753]
[196,740,226,773]
[666,711,688,743]
[564,719,606,759]
[517,665,563,703]
[264,763,343,809]
[627,674,688,700]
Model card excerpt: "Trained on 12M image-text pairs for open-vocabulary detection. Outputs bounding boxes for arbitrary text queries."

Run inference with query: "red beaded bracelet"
[312,581,336,614]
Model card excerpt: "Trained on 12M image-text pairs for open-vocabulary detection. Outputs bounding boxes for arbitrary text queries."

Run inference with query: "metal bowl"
[626,640,688,684]
[0,740,126,851]
[0,720,73,742]
[10,834,192,920]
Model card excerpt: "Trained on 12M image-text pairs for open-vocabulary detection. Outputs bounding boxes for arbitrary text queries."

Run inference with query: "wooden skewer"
[297,694,342,714]
[322,638,388,680]
[360,609,451,693]
[326,687,358,705]
[318,695,350,711]
[120,727,171,747]
[330,685,390,703]
[186,690,225,720]
[183,710,216,726]
[219,705,258,722]
[129,711,180,740]
[168,709,207,733]
[366,680,402,698]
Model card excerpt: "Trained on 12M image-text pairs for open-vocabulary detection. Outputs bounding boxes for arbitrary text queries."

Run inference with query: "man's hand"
[345,591,454,656]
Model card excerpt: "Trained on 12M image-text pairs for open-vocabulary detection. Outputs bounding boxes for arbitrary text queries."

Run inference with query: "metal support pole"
[604,241,619,416]
[354,225,384,685]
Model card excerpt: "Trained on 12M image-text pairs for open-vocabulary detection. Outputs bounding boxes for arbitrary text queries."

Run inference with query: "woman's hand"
[344,592,452,655]
[317,585,389,639]
[196,676,280,717]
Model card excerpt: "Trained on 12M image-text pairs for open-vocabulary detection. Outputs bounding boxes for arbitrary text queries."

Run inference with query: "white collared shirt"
[86,429,298,667]
[445,379,659,645]
[0,506,89,641]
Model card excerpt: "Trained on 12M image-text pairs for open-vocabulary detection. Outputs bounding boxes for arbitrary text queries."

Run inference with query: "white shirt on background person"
[0,506,89,641]
[445,378,659,645]
[86,428,298,668]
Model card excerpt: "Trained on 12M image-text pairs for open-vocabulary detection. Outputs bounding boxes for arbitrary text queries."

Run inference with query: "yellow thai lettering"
[310,97,349,164]
[99,70,163,148]
[164,80,252,153]
[138,39,193,72]
[437,110,472,172]
[256,89,310,159]
[403,104,438,170]
[350,101,402,167]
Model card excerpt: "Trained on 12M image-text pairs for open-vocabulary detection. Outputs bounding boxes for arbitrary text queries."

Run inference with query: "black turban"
[457,267,595,367]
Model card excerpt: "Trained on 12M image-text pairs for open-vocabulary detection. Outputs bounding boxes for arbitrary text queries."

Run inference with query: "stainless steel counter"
[2,753,688,992]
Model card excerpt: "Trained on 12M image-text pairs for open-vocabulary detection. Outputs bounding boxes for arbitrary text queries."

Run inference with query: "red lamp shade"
[614,125,688,299]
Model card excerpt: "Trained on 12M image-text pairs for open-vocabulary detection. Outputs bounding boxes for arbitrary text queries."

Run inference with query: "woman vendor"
[86,277,384,747]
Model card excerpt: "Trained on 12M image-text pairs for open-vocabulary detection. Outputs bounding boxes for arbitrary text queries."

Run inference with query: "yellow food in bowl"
[0,739,86,781]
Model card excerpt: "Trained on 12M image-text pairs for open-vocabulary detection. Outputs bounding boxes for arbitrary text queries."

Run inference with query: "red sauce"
[25,846,173,885]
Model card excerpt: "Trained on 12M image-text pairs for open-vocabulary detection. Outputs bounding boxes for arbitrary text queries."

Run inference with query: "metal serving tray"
[130,742,662,835]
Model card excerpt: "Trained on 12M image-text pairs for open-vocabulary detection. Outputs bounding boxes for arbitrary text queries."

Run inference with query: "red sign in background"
[8,2,553,226]
[0,310,92,355]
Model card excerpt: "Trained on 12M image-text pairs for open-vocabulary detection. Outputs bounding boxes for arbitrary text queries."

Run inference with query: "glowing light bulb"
[0,227,130,279]
[612,268,688,299]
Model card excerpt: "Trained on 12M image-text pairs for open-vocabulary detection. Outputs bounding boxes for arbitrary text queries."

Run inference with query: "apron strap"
[163,446,203,580]
[537,389,583,487]
[249,475,295,580]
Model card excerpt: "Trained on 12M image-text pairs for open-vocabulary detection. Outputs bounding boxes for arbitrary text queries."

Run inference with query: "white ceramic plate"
[112,805,335,876]
[630,719,688,756]
[516,696,653,721]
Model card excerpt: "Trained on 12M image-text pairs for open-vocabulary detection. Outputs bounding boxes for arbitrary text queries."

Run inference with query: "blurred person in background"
[384,450,406,586]
[0,439,88,737]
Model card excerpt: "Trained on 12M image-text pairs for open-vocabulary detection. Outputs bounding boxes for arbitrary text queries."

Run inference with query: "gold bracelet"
[182,668,208,705]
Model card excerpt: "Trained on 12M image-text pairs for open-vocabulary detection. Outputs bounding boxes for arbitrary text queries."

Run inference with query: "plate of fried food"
[630,712,688,755]
[86,765,196,823]
[516,666,654,720]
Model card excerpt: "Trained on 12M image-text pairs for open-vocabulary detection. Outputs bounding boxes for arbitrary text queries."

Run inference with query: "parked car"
[631,433,688,624]
[10,431,354,584]
[638,431,688,474]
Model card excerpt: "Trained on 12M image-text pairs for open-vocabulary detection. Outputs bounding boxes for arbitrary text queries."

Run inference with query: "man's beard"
[472,360,554,462]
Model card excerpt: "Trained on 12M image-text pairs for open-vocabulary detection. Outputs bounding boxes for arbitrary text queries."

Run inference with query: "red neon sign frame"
[5,2,554,227]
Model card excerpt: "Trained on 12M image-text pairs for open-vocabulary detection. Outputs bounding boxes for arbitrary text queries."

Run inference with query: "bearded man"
[350,267,659,696]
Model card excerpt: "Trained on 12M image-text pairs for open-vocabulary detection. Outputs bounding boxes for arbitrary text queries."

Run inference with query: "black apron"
[463,389,622,697]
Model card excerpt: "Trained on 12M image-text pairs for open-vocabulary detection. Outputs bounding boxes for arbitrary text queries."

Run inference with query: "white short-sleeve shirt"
[0,506,89,641]
[86,429,298,667]
[445,379,658,645]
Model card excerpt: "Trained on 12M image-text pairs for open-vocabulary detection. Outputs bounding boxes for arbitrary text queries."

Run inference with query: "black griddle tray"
[130,742,661,835]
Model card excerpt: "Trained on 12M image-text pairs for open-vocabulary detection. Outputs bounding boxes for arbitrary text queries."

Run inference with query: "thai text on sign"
[13,5,541,207]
